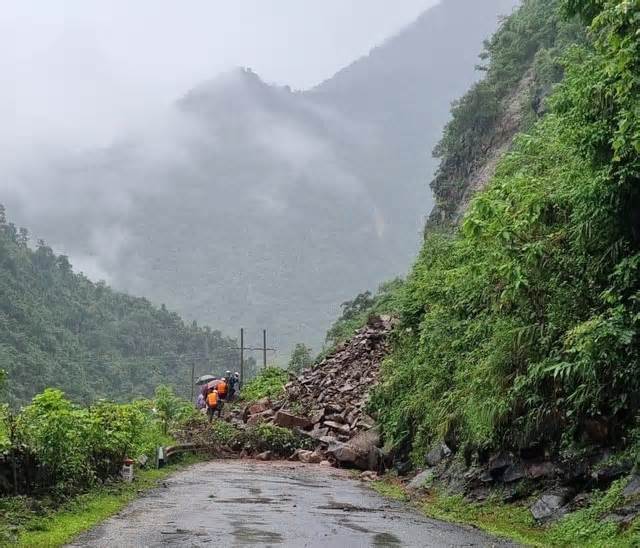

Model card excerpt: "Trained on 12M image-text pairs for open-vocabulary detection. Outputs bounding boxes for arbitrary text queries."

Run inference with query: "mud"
[67,460,516,547]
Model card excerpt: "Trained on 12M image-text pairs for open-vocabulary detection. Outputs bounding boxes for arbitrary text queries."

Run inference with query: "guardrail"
[158,443,217,467]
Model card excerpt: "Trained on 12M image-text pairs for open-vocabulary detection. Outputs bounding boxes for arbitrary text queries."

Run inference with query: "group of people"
[197,370,240,421]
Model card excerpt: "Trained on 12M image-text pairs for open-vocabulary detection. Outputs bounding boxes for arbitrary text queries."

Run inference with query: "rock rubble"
[242,315,396,469]
[279,315,395,441]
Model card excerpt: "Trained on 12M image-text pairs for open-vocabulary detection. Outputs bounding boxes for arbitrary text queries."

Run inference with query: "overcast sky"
[1,0,438,149]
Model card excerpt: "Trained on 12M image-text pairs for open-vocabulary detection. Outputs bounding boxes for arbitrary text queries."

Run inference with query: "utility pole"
[263,329,267,370]
[240,328,244,386]
[190,356,195,403]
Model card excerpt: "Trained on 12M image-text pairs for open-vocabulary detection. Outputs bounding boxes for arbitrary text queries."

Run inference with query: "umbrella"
[196,374,216,385]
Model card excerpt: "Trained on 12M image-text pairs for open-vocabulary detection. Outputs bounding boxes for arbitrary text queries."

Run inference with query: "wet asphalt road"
[68,460,515,548]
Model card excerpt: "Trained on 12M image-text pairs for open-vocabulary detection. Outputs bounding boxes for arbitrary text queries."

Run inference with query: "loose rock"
[425,443,452,467]
[530,490,572,521]
[408,469,435,490]
[278,316,396,441]
[291,449,323,464]
[623,476,640,500]
[274,411,313,430]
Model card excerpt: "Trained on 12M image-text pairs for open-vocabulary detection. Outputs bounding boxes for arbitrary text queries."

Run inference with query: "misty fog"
[1,0,517,357]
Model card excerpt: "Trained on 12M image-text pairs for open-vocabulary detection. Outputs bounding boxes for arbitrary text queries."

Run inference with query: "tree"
[153,385,182,435]
[288,343,313,373]
[0,368,5,402]
[16,227,29,247]
[563,0,604,23]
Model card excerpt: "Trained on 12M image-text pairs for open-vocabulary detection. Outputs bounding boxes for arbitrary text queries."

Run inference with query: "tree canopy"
[0,207,239,406]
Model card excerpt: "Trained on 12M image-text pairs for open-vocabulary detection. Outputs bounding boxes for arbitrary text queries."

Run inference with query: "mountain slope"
[0,207,240,406]
[373,0,640,460]
[1,0,519,358]
[427,0,585,227]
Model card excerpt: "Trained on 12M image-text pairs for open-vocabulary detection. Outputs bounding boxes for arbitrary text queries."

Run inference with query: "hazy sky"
[1,0,438,148]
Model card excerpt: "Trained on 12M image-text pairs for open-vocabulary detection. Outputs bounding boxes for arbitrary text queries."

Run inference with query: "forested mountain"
[1,0,518,358]
[0,206,241,406]
[370,0,640,461]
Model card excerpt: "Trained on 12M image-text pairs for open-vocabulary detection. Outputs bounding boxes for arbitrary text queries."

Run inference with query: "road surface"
[68,460,515,547]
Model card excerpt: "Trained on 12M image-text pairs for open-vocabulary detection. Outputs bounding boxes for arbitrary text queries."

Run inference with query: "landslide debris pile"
[244,315,396,444]
[283,315,395,440]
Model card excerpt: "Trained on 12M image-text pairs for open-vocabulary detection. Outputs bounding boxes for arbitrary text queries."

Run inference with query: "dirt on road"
[68,460,515,547]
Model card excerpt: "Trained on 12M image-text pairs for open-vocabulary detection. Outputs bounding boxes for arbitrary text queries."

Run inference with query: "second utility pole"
[263,329,267,369]
[240,328,244,386]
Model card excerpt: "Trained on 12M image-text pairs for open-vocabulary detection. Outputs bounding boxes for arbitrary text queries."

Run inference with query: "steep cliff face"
[451,68,535,224]
[426,0,585,230]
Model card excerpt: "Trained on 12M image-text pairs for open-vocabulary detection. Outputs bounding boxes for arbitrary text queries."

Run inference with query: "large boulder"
[243,398,272,422]
[247,410,275,425]
[425,443,452,467]
[488,452,514,477]
[324,421,351,436]
[273,411,313,430]
[525,462,558,480]
[326,443,359,465]
[290,449,323,464]
[502,463,526,483]
[325,429,383,472]
[530,490,572,521]
[349,428,380,453]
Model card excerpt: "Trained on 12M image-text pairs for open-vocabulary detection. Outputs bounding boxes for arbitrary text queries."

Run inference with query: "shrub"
[240,367,288,402]
[210,420,241,447]
[244,423,311,456]
[153,385,195,435]
[17,389,93,490]
[7,386,193,495]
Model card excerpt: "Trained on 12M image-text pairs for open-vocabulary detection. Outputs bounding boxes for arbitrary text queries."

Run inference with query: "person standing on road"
[228,372,239,401]
[216,377,228,417]
[205,388,219,422]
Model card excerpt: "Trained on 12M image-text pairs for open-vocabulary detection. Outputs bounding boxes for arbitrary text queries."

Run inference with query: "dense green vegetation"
[0,206,239,406]
[0,385,197,543]
[373,0,640,462]
[240,366,289,402]
[429,0,585,226]
[0,386,191,495]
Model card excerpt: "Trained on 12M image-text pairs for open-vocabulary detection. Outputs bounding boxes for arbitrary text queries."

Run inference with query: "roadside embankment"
[366,463,640,547]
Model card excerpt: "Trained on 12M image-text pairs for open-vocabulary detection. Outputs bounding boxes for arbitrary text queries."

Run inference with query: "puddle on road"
[213,497,275,504]
[235,477,324,489]
[232,526,284,545]
[338,519,373,534]
[317,501,378,513]
[372,532,402,547]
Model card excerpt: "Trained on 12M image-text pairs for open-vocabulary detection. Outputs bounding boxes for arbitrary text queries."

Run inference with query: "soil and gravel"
[67,460,515,547]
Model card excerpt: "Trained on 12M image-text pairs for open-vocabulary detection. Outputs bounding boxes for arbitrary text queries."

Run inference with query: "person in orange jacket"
[205,388,219,422]
[217,377,228,400]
